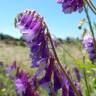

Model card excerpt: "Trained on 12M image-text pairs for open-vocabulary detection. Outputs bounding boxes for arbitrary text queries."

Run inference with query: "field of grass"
[0,41,34,74]
[0,40,82,67]
[0,39,91,96]
[0,40,83,78]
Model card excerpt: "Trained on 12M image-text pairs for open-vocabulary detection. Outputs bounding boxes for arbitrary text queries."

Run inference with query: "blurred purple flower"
[38,58,54,94]
[5,61,17,79]
[15,70,28,95]
[62,81,82,96]
[82,31,96,62]
[69,84,75,96]
[74,81,83,96]
[57,0,83,13]
[74,68,81,82]
[62,86,69,96]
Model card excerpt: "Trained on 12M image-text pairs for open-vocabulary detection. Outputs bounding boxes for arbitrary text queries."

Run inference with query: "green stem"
[86,0,96,15]
[83,56,90,96]
[84,0,96,46]
[83,69,90,96]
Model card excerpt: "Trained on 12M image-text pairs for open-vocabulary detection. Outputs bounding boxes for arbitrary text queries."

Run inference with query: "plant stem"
[83,56,90,96]
[83,1,95,95]
[47,31,81,96]
[83,69,90,96]
[84,0,95,44]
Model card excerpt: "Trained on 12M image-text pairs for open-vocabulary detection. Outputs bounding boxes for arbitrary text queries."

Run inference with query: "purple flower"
[53,68,62,92]
[38,58,54,94]
[15,69,40,96]
[69,84,75,96]
[82,31,96,62]
[5,61,17,79]
[57,0,83,13]
[15,10,49,68]
[15,79,25,95]
[57,0,64,3]
[62,81,82,96]
[15,70,28,95]
[74,68,81,82]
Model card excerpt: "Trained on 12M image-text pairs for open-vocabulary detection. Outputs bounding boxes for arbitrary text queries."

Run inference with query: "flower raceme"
[15,10,49,68]
[6,61,40,96]
[82,30,96,63]
[15,9,82,96]
[56,0,83,13]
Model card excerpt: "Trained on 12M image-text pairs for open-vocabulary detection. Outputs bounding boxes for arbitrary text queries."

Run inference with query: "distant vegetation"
[0,33,25,46]
[0,33,81,46]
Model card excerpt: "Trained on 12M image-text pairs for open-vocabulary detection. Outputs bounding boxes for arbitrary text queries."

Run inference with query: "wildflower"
[74,68,81,82]
[15,79,26,95]
[57,0,83,13]
[74,81,83,96]
[15,10,49,68]
[15,68,40,96]
[38,58,54,94]
[5,61,17,79]
[53,67,62,92]
[62,81,82,96]
[82,30,96,62]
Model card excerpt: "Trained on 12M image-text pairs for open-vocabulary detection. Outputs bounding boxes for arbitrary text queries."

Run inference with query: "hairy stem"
[84,0,96,65]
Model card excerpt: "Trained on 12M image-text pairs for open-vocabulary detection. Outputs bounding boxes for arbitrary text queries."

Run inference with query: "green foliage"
[75,59,96,70]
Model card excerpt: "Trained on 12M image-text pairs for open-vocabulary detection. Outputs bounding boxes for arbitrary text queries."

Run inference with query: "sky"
[0,0,95,39]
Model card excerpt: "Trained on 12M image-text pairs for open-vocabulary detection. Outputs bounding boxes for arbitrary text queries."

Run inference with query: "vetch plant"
[15,9,83,96]
[56,0,83,13]
[82,29,96,63]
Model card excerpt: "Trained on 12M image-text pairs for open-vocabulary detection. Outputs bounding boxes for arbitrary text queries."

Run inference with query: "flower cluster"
[82,30,96,62]
[6,61,40,96]
[15,10,49,68]
[15,9,82,96]
[56,0,83,13]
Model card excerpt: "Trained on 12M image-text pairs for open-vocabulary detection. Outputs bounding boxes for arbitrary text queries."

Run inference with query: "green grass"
[0,41,34,74]
[0,41,82,68]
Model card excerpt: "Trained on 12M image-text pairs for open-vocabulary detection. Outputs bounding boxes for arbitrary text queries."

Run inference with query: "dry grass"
[0,41,35,74]
[0,41,82,73]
